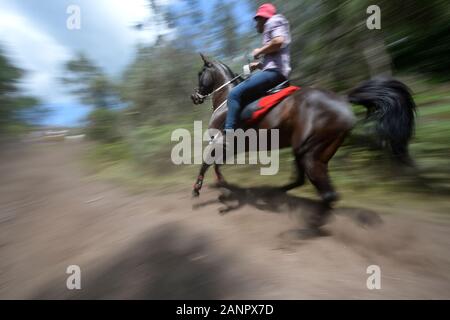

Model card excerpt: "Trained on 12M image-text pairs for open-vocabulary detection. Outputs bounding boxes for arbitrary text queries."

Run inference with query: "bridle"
[195,73,243,100]
[192,66,244,105]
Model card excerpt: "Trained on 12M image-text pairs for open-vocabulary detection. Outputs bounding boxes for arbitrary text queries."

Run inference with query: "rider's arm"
[255,36,284,57]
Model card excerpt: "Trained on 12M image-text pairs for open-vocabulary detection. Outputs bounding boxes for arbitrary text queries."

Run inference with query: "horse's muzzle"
[191,90,205,105]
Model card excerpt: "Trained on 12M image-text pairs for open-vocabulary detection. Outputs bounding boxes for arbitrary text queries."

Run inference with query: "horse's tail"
[347,77,416,165]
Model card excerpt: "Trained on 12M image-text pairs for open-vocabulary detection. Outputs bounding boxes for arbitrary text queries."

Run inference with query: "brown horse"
[190,54,416,203]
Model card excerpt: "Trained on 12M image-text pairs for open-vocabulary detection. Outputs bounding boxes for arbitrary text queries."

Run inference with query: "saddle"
[240,80,300,124]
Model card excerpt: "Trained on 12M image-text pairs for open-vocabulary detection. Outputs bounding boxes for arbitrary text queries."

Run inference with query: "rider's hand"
[249,61,261,71]
[252,48,262,59]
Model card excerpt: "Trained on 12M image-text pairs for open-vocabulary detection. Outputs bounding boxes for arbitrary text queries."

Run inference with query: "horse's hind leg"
[304,159,337,203]
[280,153,305,192]
[304,133,347,204]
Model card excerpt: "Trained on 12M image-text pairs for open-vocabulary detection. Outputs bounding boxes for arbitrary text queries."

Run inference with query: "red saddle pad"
[248,86,301,124]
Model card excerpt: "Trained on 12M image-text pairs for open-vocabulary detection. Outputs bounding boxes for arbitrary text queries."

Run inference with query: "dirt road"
[1,140,449,299]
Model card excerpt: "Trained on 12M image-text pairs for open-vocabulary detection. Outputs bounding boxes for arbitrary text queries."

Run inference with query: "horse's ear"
[199,52,212,67]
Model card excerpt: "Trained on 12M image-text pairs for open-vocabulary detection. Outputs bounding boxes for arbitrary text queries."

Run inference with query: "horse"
[190,53,416,204]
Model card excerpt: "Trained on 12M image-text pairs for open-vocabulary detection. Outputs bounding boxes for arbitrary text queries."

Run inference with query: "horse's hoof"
[192,189,200,197]
[322,191,339,204]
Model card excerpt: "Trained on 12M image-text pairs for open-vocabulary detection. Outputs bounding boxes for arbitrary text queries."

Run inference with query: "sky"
[0,0,254,127]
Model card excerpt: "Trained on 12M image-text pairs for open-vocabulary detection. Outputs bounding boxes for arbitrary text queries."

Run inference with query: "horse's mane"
[214,60,244,85]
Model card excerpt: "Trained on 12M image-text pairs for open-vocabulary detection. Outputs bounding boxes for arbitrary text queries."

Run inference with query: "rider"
[223,3,292,132]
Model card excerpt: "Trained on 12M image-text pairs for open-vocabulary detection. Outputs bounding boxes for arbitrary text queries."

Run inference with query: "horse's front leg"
[193,128,226,197]
[192,162,212,197]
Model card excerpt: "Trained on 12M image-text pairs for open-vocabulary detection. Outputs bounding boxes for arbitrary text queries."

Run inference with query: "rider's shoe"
[210,129,234,145]
[204,129,234,164]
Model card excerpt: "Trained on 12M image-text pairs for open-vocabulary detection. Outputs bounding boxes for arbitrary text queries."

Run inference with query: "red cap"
[254,3,276,20]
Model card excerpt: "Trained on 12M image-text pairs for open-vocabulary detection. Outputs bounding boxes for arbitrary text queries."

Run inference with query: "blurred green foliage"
[121,46,199,124]
[0,46,42,136]
[86,108,122,142]
[62,53,119,109]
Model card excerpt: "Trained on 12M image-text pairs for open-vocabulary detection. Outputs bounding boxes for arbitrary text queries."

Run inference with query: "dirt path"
[1,141,449,299]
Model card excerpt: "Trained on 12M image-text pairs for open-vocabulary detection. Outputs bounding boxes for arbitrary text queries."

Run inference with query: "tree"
[120,45,199,124]
[62,53,122,142]
[62,53,119,109]
[0,46,41,133]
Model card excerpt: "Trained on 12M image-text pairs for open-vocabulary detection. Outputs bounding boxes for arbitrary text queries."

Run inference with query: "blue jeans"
[224,69,286,130]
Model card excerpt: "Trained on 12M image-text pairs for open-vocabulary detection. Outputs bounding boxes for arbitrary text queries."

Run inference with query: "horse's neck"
[211,65,235,111]
[212,89,229,110]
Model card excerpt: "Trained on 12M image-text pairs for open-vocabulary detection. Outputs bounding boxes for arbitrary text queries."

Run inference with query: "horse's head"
[191,53,216,105]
